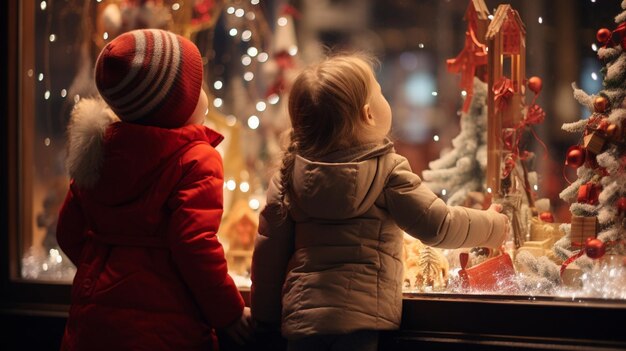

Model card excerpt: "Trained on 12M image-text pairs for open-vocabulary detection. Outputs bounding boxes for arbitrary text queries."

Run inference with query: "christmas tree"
[558,1,626,277]
[422,77,488,207]
[422,0,489,207]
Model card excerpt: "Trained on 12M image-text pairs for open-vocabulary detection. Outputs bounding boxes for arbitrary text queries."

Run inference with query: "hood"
[66,97,223,205]
[290,140,394,219]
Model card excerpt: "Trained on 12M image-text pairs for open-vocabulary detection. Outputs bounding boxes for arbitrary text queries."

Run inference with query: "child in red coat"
[57,29,251,350]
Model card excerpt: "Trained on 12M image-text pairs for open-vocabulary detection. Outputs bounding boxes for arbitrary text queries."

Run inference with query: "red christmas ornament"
[539,212,554,223]
[597,119,610,132]
[607,123,620,140]
[617,197,626,214]
[594,96,609,113]
[597,28,612,43]
[565,145,585,168]
[527,76,542,94]
[585,238,606,259]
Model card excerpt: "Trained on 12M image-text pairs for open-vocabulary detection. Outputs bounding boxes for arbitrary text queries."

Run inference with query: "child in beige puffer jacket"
[251,53,509,351]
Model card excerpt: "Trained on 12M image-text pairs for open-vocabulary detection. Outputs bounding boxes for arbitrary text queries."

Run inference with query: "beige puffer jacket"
[251,140,506,340]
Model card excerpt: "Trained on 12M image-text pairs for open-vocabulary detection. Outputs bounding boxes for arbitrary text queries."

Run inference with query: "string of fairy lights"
[35,0,299,214]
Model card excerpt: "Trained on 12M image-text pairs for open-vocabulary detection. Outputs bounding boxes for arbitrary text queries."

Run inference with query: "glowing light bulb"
[239,182,250,192]
[433,135,439,142]
[226,179,237,191]
[277,17,287,26]
[257,52,269,62]
[213,98,223,108]
[235,8,245,17]
[244,72,254,81]
[227,6,235,14]
[229,28,238,37]
[214,80,223,90]
[288,46,298,56]
[49,34,56,42]
[226,115,237,126]
[538,17,543,24]
[442,189,447,196]
[40,1,47,10]
[242,55,252,66]
[461,90,467,97]
[256,101,266,112]
[242,30,252,41]
[249,198,260,210]
[61,89,67,97]
[268,94,280,105]
[172,3,180,11]
[44,90,50,100]
[247,47,258,57]
[247,115,260,129]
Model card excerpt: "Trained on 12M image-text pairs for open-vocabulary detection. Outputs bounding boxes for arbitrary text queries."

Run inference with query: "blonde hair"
[278,53,378,216]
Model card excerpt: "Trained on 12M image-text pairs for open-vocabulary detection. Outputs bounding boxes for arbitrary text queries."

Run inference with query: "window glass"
[16,0,626,300]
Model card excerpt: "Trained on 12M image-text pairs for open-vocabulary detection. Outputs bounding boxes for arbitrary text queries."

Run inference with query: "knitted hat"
[95,29,203,128]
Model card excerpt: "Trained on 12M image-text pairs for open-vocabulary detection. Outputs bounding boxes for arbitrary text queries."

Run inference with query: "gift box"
[570,216,597,245]
[458,252,516,292]
[583,132,606,154]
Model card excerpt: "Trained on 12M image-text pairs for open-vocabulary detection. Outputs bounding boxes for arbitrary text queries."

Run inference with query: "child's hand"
[224,307,254,345]
[487,203,510,245]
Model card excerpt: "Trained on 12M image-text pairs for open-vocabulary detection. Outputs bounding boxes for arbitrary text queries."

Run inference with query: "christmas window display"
[11,0,626,301]
[411,0,626,300]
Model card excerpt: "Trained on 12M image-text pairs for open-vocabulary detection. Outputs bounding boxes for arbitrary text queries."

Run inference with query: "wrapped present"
[583,132,606,154]
[577,182,601,205]
[570,216,597,245]
[529,217,563,243]
[458,252,516,292]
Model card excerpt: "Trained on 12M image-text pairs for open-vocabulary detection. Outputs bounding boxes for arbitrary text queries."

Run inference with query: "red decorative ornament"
[539,212,554,223]
[594,96,609,113]
[607,123,620,140]
[597,28,612,43]
[527,76,542,94]
[617,197,626,214]
[565,145,585,168]
[585,238,606,259]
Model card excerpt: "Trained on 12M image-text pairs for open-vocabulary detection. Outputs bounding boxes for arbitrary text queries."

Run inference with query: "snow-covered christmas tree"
[422,0,489,207]
[422,77,488,206]
[557,1,626,281]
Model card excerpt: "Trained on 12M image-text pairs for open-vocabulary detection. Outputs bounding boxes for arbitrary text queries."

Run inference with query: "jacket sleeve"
[56,183,87,266]
[250,175,294,325]
[384,155,506,249]
[166,144,244,329]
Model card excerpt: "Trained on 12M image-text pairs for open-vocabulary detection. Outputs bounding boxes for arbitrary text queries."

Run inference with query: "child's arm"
[384,155,507,249]
[56,182,87,265]
[167,144,244,329]
[250,175,295,327]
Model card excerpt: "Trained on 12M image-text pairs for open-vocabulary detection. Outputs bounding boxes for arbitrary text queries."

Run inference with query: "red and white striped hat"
[95,29,203,128]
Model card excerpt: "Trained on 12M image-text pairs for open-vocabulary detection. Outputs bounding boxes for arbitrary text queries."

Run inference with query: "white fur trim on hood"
[66,97,120,188]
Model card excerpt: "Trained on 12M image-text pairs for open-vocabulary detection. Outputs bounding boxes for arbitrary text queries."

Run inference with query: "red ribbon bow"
[493,77,515,113]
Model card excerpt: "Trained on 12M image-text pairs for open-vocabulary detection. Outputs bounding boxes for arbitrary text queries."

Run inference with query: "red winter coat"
[57,99,244,350]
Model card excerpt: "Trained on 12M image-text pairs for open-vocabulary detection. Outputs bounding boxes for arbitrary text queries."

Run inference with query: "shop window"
[9,0,626,301]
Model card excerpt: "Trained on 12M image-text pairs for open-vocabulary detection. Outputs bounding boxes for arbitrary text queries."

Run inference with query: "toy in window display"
[403,235,449,292]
